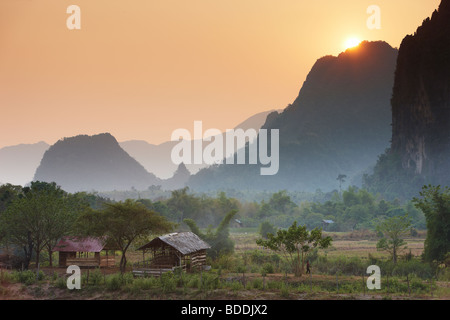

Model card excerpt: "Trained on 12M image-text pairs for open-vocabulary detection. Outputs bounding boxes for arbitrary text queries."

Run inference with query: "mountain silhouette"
[120,109,279,179]
[188,41,398,192]
[34,133,161,192]
[364,0,450,199]
[0,141,49,186]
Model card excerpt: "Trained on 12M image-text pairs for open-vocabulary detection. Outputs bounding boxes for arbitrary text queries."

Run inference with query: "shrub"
[186,274,200,289]
[106,274,124,291]
[131,277,158,291]
[392,259,434,279]
[230,281,244,292]
[262,263,274,274]
[202,273,220,290]
[55,276,68,289]
[250,278,263,290]
[267,280,282,290]
[89,269,104,286]
[160,272,177,293]
[13,270,44,285]
[280,283,290,298]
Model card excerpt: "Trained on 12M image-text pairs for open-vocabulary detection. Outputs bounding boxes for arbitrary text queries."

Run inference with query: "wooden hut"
[53,236,117,268]
[133,232,210,277]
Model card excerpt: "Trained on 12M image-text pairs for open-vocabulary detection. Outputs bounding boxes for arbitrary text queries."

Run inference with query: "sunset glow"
[0,0,442,148]
[344,37,361,50]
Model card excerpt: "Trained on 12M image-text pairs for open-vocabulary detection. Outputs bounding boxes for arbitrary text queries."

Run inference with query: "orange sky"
[0,0,441,148]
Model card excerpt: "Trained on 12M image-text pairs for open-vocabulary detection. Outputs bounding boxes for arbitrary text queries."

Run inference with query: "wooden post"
[310,271,312,292]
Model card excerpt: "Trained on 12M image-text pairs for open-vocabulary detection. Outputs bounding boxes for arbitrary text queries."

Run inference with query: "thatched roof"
[137,232,211,255]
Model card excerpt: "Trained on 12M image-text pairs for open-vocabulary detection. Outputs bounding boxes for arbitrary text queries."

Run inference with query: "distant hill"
[188,41,398,192]
[34,133,161,192]
[120,109,279,179]
[0,141,49,186]
[364,0,450,199]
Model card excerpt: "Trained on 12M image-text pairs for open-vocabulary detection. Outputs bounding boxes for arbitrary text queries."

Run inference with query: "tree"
[376,214,411,263]
[78,199,173,273]
[337,174,347,193]
[412,185,450,263]
[256,221,332,277]
[167,187,201,223]
[0,182,76,268]
[184,210,237,259]
[259,221,276,239]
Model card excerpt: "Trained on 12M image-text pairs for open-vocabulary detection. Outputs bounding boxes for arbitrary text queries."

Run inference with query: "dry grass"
[230,230,426,261]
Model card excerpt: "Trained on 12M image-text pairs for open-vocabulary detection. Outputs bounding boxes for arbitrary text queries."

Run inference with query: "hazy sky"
[0,0,441,147]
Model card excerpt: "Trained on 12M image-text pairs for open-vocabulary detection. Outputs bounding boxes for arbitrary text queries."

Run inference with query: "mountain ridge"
[188,41,399,192]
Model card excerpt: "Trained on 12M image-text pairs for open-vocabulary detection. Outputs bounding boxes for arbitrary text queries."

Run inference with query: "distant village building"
[133,232,210,277]
[233,219,243,228]
[53,236,117,268]
[322,219,334,231]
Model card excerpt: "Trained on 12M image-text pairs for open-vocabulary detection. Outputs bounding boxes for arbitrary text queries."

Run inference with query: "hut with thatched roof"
[133,232,210,277]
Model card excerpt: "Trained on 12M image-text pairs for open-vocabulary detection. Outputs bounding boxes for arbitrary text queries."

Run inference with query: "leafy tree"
[256,221,332,277]
[259,221,276,239]
[0,182,76,268]
[268,190,297,215]
[184,210,237,259]
[77,199,174,273]
[166,187,201,223]
[376,214,411,263]
[412,185,450,263]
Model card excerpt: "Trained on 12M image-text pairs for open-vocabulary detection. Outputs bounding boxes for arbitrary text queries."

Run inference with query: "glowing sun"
[344,37,361,50]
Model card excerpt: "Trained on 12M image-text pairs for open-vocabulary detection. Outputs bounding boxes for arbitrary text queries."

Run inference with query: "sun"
[344,37,361,50]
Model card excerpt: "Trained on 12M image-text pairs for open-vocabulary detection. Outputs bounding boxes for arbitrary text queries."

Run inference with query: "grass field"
[0,229,448,300]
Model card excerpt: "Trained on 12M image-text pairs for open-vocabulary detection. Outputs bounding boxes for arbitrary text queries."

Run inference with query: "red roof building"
[53,236,117,268]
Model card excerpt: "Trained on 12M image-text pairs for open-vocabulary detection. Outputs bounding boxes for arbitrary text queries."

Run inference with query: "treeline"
[0,182,439,270]
[135,187,425,232]
[100,186,427,232]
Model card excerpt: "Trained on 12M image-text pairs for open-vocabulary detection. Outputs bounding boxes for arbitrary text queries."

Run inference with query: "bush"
[89,269,104,286]
[250,278,263,290]
[230,281,244,292]
[13,270,44,285]
[391,259,434,279]
[131,277,159,291]
[259,221,276,239]
[262,263,274,274]
[280,283,290,298]
[106,274,124,291]
[202,273,220,290]
[160,272,177,293]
